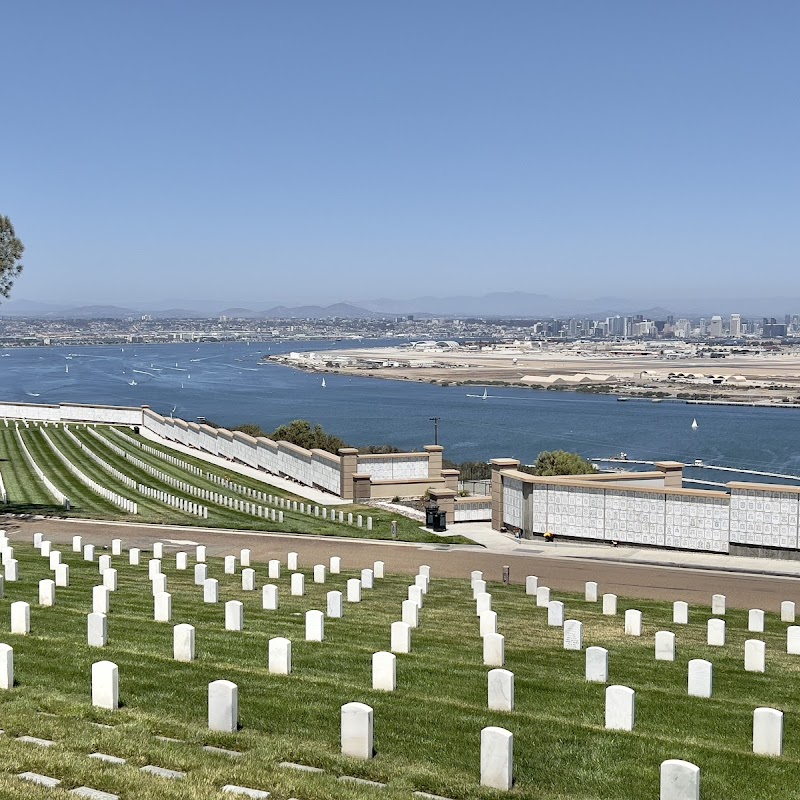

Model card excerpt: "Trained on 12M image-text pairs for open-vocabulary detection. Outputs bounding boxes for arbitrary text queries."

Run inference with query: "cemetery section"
[0,531,795,797]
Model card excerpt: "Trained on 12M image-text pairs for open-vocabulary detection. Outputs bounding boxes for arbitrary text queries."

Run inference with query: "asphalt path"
[3,516,798,611]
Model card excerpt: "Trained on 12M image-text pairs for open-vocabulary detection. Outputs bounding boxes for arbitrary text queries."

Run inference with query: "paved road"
[4,515,799,611]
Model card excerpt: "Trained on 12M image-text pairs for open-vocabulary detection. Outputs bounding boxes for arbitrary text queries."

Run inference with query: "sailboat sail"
[691,418,698,430]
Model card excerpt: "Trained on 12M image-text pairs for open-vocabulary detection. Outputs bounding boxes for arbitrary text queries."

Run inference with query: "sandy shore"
[268,344,800,404]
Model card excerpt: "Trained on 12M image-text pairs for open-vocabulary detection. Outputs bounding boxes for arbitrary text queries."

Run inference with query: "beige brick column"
[656,461,684,489]
[338,448,360,500]
[352,473,372,502]
[490,458,521,530]
[424,445,444,478]
[441,468,460,492]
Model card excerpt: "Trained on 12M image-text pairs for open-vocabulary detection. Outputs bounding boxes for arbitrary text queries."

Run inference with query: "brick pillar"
[424,445,444,478]
[656,461,684,489]
[338,448,360,500]
[352,473,372,502]
[429,487,457,524]
[490,458,521,531]
[441,469,460,492]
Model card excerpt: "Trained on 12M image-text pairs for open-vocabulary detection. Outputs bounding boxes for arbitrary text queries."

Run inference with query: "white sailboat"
[691,418,698,430]
[128,379,137,386]
[467,387,489,399]
[65,364,69,374]
[321,377,326,388]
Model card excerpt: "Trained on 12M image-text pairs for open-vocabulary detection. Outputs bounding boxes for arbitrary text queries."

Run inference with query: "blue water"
[2,340,800,483]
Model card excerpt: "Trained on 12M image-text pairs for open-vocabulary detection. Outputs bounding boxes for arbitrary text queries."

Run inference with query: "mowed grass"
[0,541,798,798]
[0,424,472,545]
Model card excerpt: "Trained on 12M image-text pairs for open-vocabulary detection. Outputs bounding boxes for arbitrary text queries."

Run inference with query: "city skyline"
[2,2,799,306]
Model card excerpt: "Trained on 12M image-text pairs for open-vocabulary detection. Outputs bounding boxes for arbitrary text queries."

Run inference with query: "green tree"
[270,419,347,454]
[526,449,594,476]
[0,215,24,299]
[233,423,268,438]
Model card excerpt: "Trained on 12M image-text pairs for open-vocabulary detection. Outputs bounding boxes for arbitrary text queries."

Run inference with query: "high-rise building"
[730,313,741,338]
[709,316,723,337]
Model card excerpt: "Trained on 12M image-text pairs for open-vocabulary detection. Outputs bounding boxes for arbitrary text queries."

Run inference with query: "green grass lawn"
[0,424,472,545]
[0,538,797,798]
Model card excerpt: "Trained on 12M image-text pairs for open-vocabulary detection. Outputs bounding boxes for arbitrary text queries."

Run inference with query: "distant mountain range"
[1,293,799,320]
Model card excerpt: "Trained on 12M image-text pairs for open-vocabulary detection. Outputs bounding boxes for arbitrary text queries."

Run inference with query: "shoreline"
[265,357,800,409]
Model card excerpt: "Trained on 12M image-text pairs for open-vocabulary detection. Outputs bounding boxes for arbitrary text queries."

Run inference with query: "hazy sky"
[2,1,798,308]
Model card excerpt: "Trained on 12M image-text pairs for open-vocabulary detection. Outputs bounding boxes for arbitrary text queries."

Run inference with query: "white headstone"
[55,563,69,588]
[688,659,712,698]
[151,573,167,596]
[347,578,361,603]
[408,585,424,608]
[707,618,725,647]
[40,540,52,557]
[0,643,12,690]
[781,601,796,623]
[563,620,583,651]
[195,564,208,586]
[548,601,564,627]
[240,549,251,567]
[330,556,341,574]
[111,539,122,555]
[535,586,550,607]
[787,625,800,655]
[268,560,280,579]
[525,575,538,595]
[753,707,783,757]
[153,542,164,559]
[268,637,291,675]
[362,569,375,590]
[712,594,726,615]
[748,609,765,633]
[605,685,635,731]
[263,584,279,610]
[242,568,256,591]
[313,564,326,584]
[49,551,61,570]
[402,599,419,628]
[103,568,118,592]
[483,632,505,667]
[93,585,110,615]
[224,555,236,575]
[745,639,766,673]
[586,646,609,682]
[84,544,95,562]
[306,609,324,642]
[414,573,428,594]
[476,592,492,615]
[480,610,497,636]
[72,535,82,553]
[372,651,396,691]
[92,660,118,710]
[174,623,195,661]
[473,579,487,599]
[38,579,55,607]
[204,578,219,604]
[4,559,17,582]
[287,552,298,570]
[470,570,483,587]
[129,548,140,566]
[225,600,244,632]
[208,679,238,732]
[602,593,617,615]
[374,560,385,579]
[88,612,107,647]
[341,702,373,759]
[673,601,689,625]
[98,555,111,574]
[660,759,700,800]
[480,726,513,790]
[148,559,161,580]
[327,590,343,618]
[391,621,411,654]
[290,573,304,596]
[488,669,514,712]
[624,609,642,636]
[176,552,188,570]
[155,592,172,623]
[585,581,598,602]
[655,631,676,661]
[196,545,207,563]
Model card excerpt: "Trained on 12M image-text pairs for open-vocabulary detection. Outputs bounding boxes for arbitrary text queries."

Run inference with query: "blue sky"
[2,1,798,309]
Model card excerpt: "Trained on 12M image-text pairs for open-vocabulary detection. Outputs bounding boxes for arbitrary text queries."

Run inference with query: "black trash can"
[433,511,447,532]
[425,503,439,529]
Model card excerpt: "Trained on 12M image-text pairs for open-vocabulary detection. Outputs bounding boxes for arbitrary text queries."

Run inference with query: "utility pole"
[429,416,440,446]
